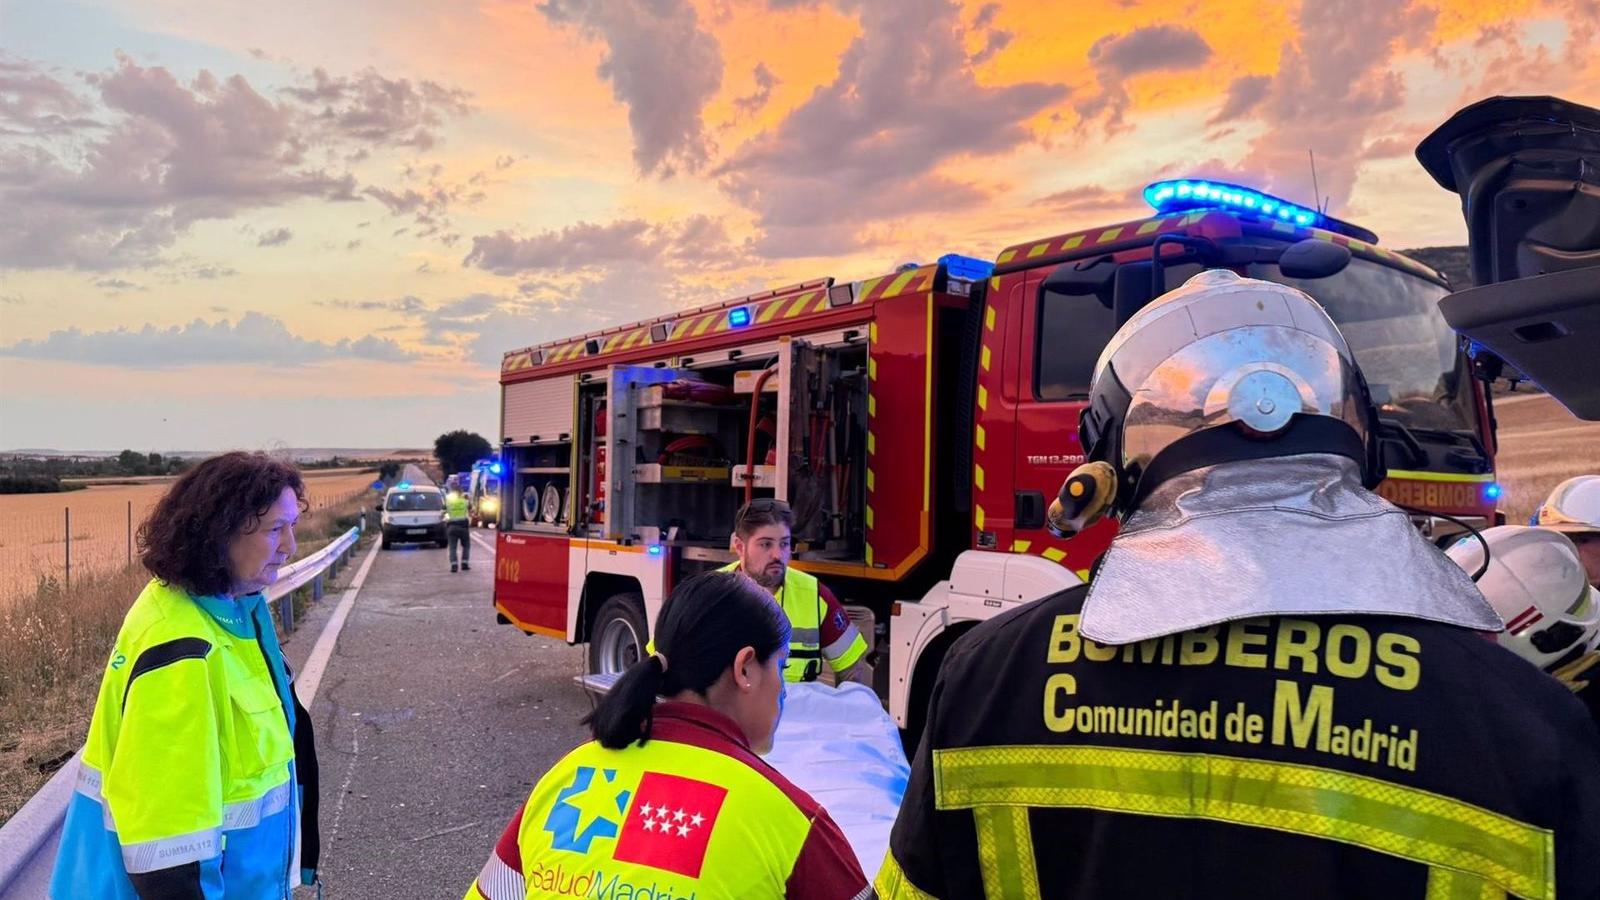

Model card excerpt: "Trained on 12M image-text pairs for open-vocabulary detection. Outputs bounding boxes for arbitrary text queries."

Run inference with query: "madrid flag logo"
[612,772,728,878]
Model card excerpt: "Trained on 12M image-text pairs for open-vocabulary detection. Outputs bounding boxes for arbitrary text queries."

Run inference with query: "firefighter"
[724,499,871,686]
[878,271,1600,899]
[463,571,869,900]
[50,452,320,899]
[1447,525,1600,722]
[1535,475,1600,584]
[445,475,471,573]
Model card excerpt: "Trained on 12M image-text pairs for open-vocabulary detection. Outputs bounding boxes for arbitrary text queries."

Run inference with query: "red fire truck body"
[491,181,1500,731]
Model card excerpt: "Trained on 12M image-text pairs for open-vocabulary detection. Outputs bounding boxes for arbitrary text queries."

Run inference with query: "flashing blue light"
[648,544,664,556]
[1144,178,1321,229]
[490,463,502,475]
[937,253,995,282]
[728,307,752,328]
[397,481,411,490]
[1484,482,1503,500]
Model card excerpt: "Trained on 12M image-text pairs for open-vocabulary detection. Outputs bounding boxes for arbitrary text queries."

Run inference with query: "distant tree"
[117,449,146,473]
[434,430,493,477]
[378,461,402,482]
[147,452,163,469]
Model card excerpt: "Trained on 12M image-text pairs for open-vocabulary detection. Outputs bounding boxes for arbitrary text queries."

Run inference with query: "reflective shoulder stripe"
[222,779,293,830]
[469,851,525,900]
[875,850,939,900]
[933,745,1554,900]
[790,627,822,645]
[822,625,867,671]
[121,825,222,873]
[121,636,212,713]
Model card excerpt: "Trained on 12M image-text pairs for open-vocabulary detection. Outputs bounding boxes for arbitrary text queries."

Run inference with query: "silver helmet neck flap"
[1075,270,1500,644]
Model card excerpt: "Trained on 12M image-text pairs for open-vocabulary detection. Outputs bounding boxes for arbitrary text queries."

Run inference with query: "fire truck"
[489,178,1501,735]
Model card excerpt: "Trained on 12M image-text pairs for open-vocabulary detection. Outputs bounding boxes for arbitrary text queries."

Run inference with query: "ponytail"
[583,571,788,749]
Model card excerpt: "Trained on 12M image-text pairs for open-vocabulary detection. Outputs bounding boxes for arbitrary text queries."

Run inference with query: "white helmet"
[1535,475,1600,535]
[1447,525,1599,670]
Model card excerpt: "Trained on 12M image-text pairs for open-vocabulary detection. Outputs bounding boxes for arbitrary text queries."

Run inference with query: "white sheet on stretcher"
[762,682,910,880]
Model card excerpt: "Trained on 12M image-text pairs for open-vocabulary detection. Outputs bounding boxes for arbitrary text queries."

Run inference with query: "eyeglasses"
[736,498,791,528]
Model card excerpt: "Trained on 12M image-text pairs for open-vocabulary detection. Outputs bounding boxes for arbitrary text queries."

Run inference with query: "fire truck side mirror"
[1114,262,1156,325]
[1042,256,1117,298]
[1279,238,1352,280]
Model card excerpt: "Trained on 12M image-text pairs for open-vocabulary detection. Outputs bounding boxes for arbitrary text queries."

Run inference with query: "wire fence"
[0,487,368,605]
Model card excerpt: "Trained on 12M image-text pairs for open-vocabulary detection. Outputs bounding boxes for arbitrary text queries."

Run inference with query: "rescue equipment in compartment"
[660,379,737,405]
[592,400,608,519]
[659,435,726,466]
[541,483,563,524]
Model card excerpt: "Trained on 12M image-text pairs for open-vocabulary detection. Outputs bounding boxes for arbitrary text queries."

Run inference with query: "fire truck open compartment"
[500,374,577,534]
[565,336,870,563]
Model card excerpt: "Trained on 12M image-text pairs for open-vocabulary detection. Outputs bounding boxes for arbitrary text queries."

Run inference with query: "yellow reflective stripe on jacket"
[974,806,1041,900]
[1428,866,1505,900]
[933,745,1552,900]
[876,851,939,900]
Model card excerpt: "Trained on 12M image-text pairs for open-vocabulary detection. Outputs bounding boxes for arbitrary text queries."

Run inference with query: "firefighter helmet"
[1048,269,1380,533]
[1447,525,1599,670]
[1536,475,1600,534]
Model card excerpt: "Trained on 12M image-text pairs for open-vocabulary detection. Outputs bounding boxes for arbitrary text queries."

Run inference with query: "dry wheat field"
[0,469,380,603]
[1491,393,1600,525]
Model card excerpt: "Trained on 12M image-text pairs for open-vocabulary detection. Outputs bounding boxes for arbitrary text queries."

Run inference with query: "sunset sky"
[1,0,1595,451]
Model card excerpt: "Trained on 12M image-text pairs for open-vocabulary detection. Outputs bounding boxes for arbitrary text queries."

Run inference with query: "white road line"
[471,532,497,557]
[295,539,381,709]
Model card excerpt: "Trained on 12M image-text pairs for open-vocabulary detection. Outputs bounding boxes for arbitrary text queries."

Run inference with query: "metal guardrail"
[268,525,362,631]
[0,525,363,898]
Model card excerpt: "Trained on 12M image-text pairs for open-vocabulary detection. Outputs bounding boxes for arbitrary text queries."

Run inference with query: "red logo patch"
[612,772,728,878]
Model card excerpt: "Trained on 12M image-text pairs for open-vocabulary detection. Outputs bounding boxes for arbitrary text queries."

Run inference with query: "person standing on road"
[878,271,1600,899]
[50,451,321,899]
[722,499,871,686]
[464,571,869,900]
[446,475,471,573]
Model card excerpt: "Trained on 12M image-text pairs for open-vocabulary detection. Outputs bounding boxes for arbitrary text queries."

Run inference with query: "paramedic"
[463,571,869,900]
[725,499,871,686]
[50,451,321,899]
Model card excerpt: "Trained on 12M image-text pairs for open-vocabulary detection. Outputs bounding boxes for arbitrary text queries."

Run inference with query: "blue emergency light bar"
[938,253,995,282]
[490,463,502,475]
[397,481,411,490]
[1144,179,1319,228]
[1484,482,1503,501]
[728,306,752,328]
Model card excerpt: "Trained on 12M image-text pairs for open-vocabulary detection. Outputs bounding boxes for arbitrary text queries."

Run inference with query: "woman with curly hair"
[50,452,322,899]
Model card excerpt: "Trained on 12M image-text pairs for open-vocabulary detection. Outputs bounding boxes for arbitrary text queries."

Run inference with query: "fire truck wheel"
[589,592,648,678]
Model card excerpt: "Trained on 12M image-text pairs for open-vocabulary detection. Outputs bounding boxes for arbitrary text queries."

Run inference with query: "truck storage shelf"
[519,467,571,474]
[731,464,778,487]
[511,523,569,535]
[633,397,741,411]
[633,463,732,484]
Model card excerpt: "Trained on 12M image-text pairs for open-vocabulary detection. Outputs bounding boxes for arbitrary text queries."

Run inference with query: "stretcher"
[763,682,910,880]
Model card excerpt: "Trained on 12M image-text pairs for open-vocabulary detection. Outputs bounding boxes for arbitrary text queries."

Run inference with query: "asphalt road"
[281,529,592,899]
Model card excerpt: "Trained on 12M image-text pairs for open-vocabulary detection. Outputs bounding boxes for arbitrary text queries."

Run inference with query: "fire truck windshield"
[1248,258,1477,435]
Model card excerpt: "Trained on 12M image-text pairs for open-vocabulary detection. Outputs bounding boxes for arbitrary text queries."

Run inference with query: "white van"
[379,483,448,549]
